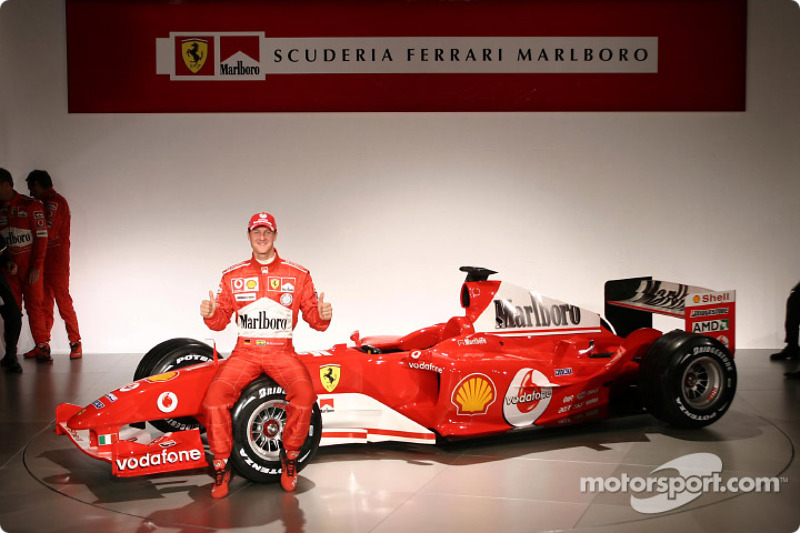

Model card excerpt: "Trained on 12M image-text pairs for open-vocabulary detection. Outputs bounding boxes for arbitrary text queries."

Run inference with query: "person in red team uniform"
[200,212,332,498]
[26,170,82,360]
[0,168,50,363]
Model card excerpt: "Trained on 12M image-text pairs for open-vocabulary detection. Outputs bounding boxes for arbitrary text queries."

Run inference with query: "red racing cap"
[248,212,277,232]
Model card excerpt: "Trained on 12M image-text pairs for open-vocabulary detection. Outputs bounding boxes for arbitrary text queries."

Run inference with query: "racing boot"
[770,345,799,361]
[280,449,300,492]
[211,459,232,499]
[1,355,22,373]
[23,343,52,364]
[69,341,83,360]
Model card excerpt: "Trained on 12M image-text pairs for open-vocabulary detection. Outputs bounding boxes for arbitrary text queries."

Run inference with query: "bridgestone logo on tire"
[239,450,280,474]
[692,346,733,369]
[676,397,719,421]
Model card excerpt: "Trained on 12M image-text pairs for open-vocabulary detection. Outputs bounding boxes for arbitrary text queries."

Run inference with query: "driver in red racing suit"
[200,212,332,498]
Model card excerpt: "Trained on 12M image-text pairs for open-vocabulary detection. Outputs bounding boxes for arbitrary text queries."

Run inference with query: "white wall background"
[0,0,798,355]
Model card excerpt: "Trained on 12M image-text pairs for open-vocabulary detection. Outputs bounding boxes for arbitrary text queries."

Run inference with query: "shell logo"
[246,279,258,290]
[693,295,701,304]
[146,371,180,383]
[452,373,496,415]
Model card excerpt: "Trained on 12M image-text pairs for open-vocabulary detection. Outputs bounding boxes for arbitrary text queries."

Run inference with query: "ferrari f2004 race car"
[56,267,737,485]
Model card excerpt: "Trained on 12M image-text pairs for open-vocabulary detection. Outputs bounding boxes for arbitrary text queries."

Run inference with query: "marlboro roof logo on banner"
[65,0,747,113]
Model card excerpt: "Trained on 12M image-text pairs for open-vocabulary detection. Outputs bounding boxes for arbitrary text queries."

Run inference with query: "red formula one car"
[55,267,737,484]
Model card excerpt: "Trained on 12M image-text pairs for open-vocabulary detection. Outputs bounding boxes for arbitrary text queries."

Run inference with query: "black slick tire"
[229,377,322,484]
[639,330,736,429]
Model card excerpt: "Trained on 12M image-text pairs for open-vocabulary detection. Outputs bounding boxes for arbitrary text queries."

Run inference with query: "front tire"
[639,330,737,429]
[134,337,217,380]
[230,377,322,484]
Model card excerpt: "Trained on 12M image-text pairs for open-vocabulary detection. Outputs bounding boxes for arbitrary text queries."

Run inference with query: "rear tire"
[134,338,218,433]
[229,377,322,484]
[639,330,736,428]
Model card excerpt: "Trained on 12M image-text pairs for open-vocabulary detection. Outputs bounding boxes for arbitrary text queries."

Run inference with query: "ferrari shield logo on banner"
[320,365,341,393]
[181,38,208,74]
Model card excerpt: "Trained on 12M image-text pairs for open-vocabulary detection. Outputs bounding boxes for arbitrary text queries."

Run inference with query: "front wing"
[55,403,208,477]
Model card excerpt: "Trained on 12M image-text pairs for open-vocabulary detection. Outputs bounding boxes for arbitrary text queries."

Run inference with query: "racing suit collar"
[251,249,280,268]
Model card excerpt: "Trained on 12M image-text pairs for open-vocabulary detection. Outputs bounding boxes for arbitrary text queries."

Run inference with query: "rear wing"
[605,277,736,354]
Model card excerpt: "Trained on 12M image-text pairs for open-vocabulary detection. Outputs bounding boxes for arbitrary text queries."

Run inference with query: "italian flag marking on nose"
[98,434,113,445]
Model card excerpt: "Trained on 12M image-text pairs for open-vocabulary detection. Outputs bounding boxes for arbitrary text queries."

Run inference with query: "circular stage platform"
[22,407,795,532]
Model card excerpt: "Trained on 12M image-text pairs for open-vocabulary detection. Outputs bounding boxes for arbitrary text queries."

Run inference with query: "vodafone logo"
[115,448,204,473]
[157,392,179,413]
[503,369,553,427]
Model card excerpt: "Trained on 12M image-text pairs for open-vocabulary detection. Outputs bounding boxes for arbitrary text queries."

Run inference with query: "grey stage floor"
[0,348,799,533]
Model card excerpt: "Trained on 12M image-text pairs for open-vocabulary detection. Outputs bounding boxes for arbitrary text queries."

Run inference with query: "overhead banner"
[65,0,747,113]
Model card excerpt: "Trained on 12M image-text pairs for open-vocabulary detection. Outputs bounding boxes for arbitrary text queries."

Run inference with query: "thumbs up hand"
[200,290,217,318]
[318,292,332,321]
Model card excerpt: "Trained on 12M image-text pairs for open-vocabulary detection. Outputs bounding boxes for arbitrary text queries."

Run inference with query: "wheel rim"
[247,399,288,461]
[681,356,724,410]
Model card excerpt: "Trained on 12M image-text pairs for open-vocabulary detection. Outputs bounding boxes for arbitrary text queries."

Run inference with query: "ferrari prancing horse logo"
[320,365,341,393]
[181,38,208,74]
